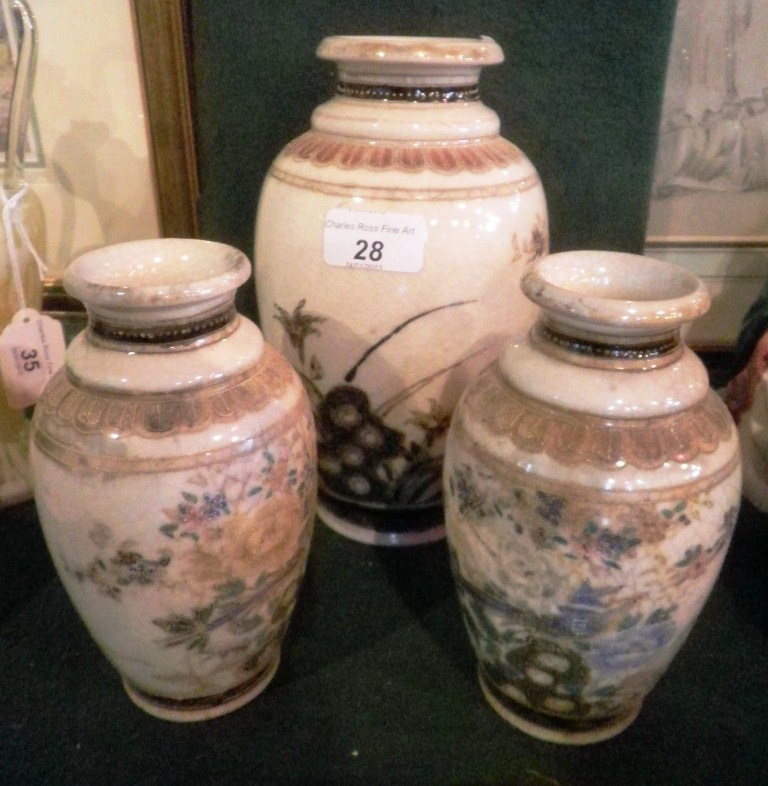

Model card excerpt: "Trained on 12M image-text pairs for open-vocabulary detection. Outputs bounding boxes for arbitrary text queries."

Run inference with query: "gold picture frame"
[132,0,198,239]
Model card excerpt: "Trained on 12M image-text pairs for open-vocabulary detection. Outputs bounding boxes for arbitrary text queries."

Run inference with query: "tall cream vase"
[444,251,741,744]
[255,35,548,546]
[30,239,317,722]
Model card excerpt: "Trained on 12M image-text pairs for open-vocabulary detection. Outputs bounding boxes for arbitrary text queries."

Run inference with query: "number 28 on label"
[323,208,427,274]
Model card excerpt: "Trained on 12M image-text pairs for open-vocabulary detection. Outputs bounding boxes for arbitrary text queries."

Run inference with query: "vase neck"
[533,317,683,371]
[86,301,238,352]
[311,94,500,141]
[313,35,502,139]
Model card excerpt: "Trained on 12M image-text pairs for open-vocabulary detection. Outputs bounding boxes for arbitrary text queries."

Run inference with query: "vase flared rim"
[317,35,504,67]
[63,238,251,310]
[522,250,710,331]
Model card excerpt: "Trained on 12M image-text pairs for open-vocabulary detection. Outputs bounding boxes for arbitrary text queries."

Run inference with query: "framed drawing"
[23,0,163,316]
[646,0,768,347]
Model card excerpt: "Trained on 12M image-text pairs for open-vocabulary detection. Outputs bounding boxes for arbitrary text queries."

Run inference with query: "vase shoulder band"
[336,81,480,102]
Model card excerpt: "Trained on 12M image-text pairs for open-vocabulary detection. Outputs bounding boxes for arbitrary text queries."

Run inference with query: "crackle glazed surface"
[444,251,741,744]
[256,35,548,545]
[30,239,317,721]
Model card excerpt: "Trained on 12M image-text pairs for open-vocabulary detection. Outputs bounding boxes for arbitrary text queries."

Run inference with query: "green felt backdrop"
[3,494,768,785]
[188,0,677,322]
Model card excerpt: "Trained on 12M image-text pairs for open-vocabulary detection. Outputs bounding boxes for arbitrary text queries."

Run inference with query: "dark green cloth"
[2,495,767,785]
[729,279,768,379]
[189,0,677,323]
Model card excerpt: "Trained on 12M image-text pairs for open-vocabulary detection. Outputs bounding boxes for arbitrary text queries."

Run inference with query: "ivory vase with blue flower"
[444,251,741,744]
[30,239,317,722]
[255,35,548,546]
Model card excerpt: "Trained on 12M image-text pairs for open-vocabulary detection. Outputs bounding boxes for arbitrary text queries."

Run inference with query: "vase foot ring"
[478,670,641,745]
[317,498,445,547]
[123,655,280,722]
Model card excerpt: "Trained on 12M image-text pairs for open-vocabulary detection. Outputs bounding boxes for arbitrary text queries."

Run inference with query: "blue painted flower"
[587,617,676,674]
[201,492,230,519]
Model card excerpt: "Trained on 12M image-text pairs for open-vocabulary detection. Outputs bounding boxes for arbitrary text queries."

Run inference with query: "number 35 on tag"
[0,308,66,409]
